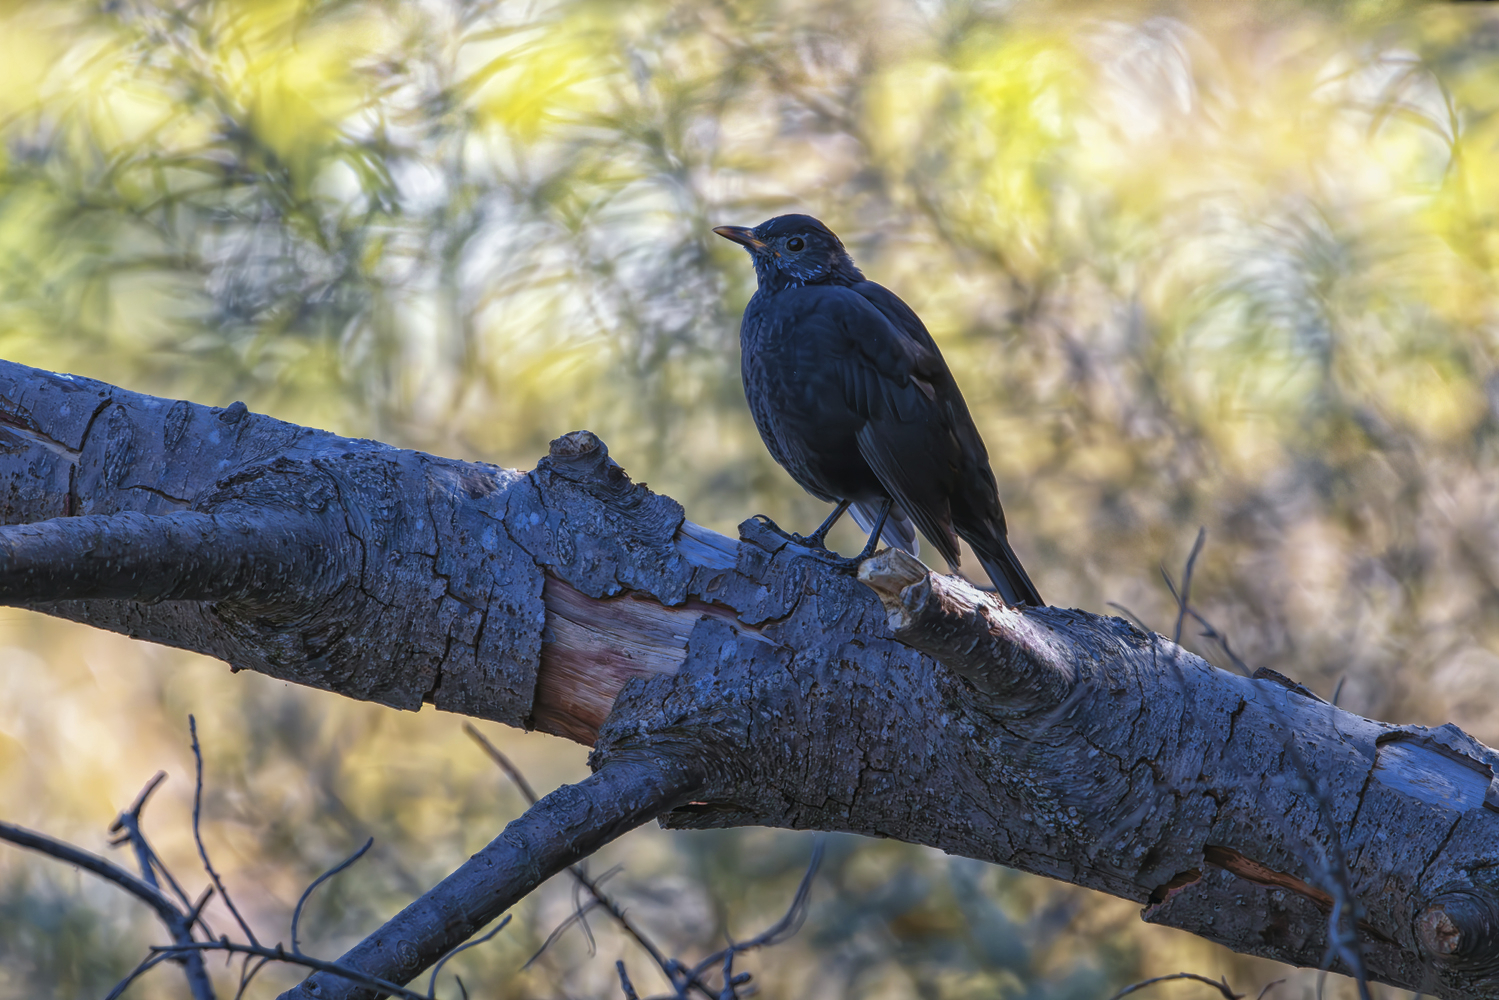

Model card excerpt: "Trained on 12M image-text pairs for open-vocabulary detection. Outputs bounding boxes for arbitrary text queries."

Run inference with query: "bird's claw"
[752,514,827,551]
[751,514,861,564]
[747,515,885,576]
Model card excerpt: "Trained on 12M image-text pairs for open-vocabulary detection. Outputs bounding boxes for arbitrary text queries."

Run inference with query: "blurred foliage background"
[2,0,1498,996]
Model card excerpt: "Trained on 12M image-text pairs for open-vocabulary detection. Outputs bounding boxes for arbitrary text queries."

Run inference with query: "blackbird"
[714,214,1042,607]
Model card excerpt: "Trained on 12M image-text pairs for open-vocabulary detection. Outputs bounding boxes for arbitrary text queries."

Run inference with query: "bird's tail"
[850,500,919,556]
[969,532,1043,608]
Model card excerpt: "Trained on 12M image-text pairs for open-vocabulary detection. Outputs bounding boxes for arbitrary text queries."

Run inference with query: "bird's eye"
[787,237,805,252]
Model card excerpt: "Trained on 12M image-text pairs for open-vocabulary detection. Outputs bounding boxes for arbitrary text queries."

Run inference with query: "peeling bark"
[3,359,1499,1000]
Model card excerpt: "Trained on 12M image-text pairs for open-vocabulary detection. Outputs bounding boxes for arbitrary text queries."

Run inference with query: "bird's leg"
[751,500,851,553]
[799,500,851,549]
[852,498,893,562]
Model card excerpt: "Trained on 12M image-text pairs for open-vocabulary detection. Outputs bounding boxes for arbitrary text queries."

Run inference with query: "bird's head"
[713,214,863,291]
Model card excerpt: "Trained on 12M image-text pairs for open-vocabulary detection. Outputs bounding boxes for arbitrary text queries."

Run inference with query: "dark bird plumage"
[714,214,1043,607]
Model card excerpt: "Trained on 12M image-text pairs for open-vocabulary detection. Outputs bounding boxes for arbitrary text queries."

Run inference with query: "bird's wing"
[852,282,997,486]
[797,286,964,566]
[840,283,1040,603]
[854,418,962,568]
[849,281,943,355]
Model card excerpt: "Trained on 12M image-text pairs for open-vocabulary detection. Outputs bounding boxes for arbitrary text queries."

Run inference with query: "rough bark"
[3,358,1499,999]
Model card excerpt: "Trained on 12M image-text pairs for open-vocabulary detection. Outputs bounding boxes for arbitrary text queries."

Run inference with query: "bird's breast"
[739,297,882,502]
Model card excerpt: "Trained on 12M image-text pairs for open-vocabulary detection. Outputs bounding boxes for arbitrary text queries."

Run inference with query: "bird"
[713,214,1043,607]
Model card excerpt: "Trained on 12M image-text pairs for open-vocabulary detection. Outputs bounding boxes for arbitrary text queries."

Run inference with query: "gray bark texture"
[3,358,1499,999]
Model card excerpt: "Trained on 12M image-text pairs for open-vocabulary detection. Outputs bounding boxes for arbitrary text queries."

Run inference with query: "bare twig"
[292,837,375,955]
[0,817,218,1000]
[1182,606,1253,677]
[685,839,824,986]
[110,770,205,923]
[1105,972,1242,1000]
[8,719,511,1000]
[107,767,219,996]
[102,951,178,1000]
[463,722,538,802]
[523,897,605,968]
[190,715,261,948]
[426,915,512,999]
[617,960,641,1000]
[0,819,183,922]
[1106,601,1151,633]
[152,940,432,1000]
[233,955,276,1000]
[1162,526,1206,646]
[1254,978,1286,1000]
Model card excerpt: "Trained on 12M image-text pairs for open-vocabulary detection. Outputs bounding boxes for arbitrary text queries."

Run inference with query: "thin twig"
[1254,978,1286,1000]
[1104,972,1242,1000]
[102,951,177,1000]
[189,715,261,947]
[109,772,195,905]
[291,837,374,955]
[572,870,603,957]
[1106,601,1151,633]
[523,897,605,968]
[186,884,216,930]
[109,769,214,939]
[718,946,735,1000]
[0,819,183,922]
[617,960,641,1000]
[686,839,824,985]
[233,955,275,1000]
[463,722,537,801]
[1164,526,1206,645]
[426,914,512,998]
[1184,606,1254,677]
[151,940,432,1000]
[5,801,217,998]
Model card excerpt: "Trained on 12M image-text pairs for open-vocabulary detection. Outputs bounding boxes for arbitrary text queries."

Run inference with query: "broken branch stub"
[858,547,1074,713]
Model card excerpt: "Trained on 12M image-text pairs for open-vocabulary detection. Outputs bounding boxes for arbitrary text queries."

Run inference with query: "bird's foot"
[822,538,886,574]
[746,514,884,574]
[823,553,875,574]
[748,515,868,569]
[749,514,833,552]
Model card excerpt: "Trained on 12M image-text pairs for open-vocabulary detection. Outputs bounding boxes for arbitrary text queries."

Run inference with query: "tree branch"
[0,819,218,1000]
[280,757,709,1000]
[0,819,185,924]
[0,508,334,603]
[5,359,1499,999]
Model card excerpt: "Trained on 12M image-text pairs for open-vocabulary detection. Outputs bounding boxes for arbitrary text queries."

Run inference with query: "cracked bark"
[4,358,1499,999]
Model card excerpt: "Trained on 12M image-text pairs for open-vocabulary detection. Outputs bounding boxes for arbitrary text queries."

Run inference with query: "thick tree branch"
[5,359,1499,999]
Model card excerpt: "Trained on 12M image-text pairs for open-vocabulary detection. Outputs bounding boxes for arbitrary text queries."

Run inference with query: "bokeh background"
[2,0,1498,996]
